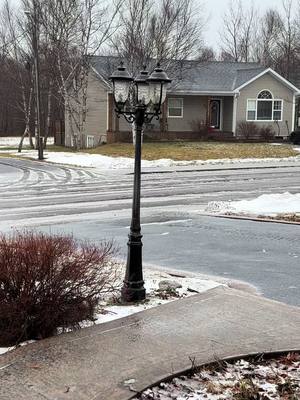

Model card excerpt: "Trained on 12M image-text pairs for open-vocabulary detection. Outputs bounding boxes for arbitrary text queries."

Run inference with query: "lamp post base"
[121,283,146,303]
[121,231,146,303]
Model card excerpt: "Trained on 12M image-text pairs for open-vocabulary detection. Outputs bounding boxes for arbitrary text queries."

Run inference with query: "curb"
[129,348,300,399]
[140,162,300,175]
[203,213,300,226]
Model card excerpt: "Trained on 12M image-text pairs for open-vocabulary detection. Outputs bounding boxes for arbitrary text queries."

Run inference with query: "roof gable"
[235,68,300,93]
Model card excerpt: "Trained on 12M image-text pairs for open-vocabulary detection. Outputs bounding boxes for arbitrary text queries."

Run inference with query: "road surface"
[0,157,299,306]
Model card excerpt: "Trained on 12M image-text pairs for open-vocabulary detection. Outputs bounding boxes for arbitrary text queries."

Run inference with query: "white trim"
[232,93,238,135]
[86,135,95,148]
[209,98,223,130]
[292,93,296,131]
[236,68,300,93]
[168,97,184,118]
[91,66,111,89]
[106,92,109,131]
[169,90,236,96]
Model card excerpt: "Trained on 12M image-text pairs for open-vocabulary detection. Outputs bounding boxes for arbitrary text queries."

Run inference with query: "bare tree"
[220,0,243,62]
[197,46,216,62]
[255,0,298,79]
[220,0,257,62]
[112,0,204,75]
[39,0,122,149]
[0,0,35,150]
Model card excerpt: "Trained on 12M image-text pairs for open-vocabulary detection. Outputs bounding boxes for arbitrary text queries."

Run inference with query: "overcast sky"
[204,0,297,50]
[4,0,298,51]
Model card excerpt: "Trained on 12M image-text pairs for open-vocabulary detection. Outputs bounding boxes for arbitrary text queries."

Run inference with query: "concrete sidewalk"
[0,286,300,400]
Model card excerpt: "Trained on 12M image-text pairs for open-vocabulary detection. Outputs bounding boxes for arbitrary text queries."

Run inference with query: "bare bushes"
[0,232,120,346]
[236,121,276,140]
[236,121,260,139]
[190,119,210,139]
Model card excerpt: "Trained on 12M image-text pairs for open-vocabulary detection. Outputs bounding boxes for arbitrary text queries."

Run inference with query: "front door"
[209,99,221,129]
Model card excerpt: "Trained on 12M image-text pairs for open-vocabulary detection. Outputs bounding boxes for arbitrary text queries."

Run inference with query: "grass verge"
[47,142,299,161]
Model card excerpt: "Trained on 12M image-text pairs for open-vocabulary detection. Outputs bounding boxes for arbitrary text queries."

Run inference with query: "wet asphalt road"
[0,157,299,306]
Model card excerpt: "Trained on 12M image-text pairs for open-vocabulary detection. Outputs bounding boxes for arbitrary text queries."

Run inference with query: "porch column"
[107,93,113,132]
[232,93,239,136]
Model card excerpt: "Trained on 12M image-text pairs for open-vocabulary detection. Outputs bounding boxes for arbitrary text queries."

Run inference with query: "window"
[246,91,283,122]
[258,90,272,99]
[168,98,183,118]
[247,100,256,121]
[86,135,94,148]
[273,100,283,121]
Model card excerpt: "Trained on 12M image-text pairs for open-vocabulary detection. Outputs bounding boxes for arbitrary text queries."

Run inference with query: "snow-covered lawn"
[0,267,222,356]
[1,148,300,169]
[0,136,54,148]
[206,192,300,220]
[136,353,300,399]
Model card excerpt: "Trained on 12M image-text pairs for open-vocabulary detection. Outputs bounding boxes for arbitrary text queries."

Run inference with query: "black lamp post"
[110,62,171,302]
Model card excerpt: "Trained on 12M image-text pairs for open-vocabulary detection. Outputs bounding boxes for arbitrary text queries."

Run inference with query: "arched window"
[258,90,273,99]
[257,90,273,120]
[247,90,282,121]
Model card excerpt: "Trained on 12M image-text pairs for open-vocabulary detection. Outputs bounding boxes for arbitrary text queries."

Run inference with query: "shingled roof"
[90,56,291,93]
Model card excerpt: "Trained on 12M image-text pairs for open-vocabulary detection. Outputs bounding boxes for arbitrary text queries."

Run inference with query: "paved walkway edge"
[1,286,300,400]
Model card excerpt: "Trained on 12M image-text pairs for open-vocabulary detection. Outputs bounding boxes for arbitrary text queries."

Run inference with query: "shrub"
[236,121,259,140]
[259,125,275,140]
[290,131,300,144]
[190,119,210,139]
[0,232,119,346]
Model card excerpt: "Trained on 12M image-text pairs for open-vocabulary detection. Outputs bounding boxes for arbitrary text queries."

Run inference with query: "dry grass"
[64,142,298,161]
[1,142,298,161]
[257,213,300,223]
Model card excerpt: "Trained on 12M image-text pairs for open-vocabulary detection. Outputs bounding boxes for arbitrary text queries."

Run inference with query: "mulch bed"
[135,353,300,399]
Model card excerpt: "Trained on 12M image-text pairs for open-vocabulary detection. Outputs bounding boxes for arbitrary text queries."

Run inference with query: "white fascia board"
[235,68,300,93]
[90,66,111,90]
[168,90,236,96]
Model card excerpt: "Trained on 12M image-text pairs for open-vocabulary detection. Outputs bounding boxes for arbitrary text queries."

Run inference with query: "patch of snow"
[2,149,300,169]
[136,354,300,399]
[91,268,221,326]
[206,192,300,216]
[0,136,54,148]
[0,267,222,355]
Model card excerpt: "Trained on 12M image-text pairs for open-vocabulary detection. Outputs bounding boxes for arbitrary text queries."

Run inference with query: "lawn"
[48,141,299,161]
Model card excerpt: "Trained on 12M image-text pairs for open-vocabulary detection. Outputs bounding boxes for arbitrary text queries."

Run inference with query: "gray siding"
[223,97,234,132]
[84,72,108,145]
[65,71,109,147]
[167,95,207,132]
[236,73,295,137]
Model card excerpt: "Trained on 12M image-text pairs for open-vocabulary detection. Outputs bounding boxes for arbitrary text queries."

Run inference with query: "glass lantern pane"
[137,83,150,105]
[161,86,167,104]
[114,81,130,104]
[149,82,162,105]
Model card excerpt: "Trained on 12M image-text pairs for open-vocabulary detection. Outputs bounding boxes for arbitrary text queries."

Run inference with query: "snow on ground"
[0,267,222,356]
[2,148,300,169]
[135,353,300,399]
[0,136,54,148]
[206,192,300,217]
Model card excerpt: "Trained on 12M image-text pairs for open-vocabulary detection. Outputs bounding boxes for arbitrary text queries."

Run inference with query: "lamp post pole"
[122,107,146,302]
[110,63,171,303]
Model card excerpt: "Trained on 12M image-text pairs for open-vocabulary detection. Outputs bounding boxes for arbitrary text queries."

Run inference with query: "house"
[64,56,300,147]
